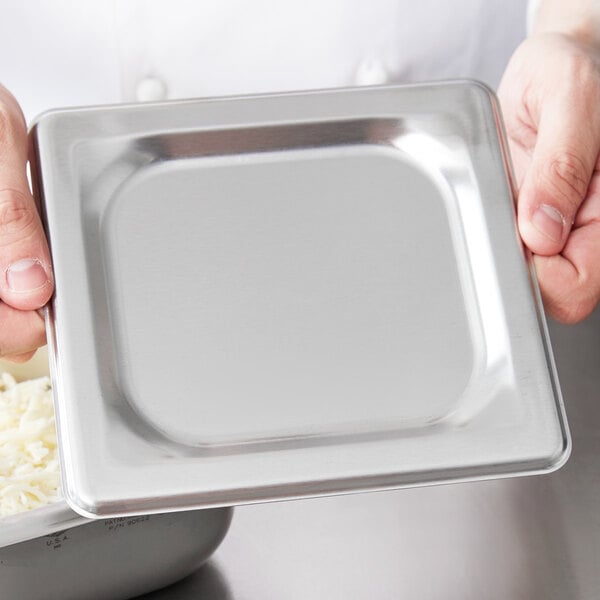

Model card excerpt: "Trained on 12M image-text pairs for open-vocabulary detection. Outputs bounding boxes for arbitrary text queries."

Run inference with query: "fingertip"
[517,183,571,255]
[517,143,589,256]
[2,258,54,310]
[519,212,567,256]
[0,187,55,310]
[532,203,565,241]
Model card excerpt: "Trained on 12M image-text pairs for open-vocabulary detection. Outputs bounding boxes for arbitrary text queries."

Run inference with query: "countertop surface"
[139,309,600,600]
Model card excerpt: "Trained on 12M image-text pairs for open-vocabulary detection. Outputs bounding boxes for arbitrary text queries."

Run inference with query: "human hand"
[498,32,600,323]
[0,85,54,361]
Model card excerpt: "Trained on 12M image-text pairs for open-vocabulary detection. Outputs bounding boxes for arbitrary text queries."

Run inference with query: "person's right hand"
[0,85,53,362]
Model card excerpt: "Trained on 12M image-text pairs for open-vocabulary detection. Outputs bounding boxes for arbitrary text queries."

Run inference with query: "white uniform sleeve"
[526,0,542,35]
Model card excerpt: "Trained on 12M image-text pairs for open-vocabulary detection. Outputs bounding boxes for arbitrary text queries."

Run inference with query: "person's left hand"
[498,32,600,323]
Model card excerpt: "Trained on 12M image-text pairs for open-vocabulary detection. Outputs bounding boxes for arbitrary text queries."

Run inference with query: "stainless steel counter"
[140,308,599,600]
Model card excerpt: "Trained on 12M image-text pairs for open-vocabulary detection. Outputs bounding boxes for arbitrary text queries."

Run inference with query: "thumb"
[0,86,53,310]
[517,95,600,257]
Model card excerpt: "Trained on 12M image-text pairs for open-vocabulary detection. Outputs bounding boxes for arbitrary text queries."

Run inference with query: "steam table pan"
[30,81,570,520]
[0,354,233,600]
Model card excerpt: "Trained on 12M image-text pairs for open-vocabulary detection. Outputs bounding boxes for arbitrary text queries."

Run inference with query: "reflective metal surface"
[139,310,600,599]
[0,354,233,600]
[1,508,232,600]
[31,83,567,519]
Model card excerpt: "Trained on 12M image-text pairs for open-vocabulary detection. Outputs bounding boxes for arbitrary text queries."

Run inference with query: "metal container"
[29,81,569,517]
[0,353,232,600]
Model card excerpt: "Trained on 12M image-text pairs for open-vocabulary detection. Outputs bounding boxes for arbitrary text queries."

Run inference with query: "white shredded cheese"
[0,372,60,516]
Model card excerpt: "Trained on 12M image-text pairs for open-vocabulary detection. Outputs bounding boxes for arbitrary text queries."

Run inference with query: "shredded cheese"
[0,373,60,516]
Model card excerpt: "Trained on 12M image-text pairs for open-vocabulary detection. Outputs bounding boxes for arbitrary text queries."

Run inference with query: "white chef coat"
[0,1,527,123]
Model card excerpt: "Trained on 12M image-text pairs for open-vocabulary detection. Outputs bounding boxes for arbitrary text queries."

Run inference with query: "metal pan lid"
[31,82,569,519]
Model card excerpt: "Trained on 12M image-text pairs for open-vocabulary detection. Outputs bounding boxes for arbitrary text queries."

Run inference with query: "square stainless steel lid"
[31,82,570,519]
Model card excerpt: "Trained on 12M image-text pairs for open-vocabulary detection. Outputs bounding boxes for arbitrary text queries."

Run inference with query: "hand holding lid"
[0,85,53,361]
[499,4,600,323]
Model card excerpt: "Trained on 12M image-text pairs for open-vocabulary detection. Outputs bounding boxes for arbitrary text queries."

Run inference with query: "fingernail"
[6,259,50,292]
[532,204,565,243]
